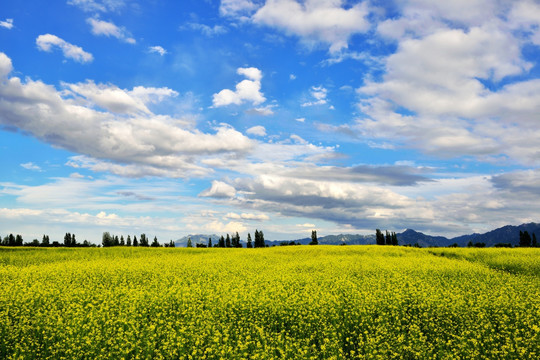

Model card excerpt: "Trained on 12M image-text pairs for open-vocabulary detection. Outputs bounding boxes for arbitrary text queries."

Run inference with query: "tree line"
[0,233,97,247]
[101,232,175,248]
[375,229,398,245]
[187,230,268,248]
[519,231,538,247]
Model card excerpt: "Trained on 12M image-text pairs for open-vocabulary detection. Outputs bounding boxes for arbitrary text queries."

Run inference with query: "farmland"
[1,246,539,359]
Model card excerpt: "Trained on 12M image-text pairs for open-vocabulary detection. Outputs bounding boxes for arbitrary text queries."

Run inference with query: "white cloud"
[185,22,228,36]
[205,220,247,234]
[251,0,370,53]
[65,81,178,114]
[225,212,269,221]
[247,125,267,136]
[0,53,12,77]
[354,5,540,165]
[295,117,305,122]
[0,52,254,178]
[68,0,126,13]
[87,18,136,44]
[148,46,167,56]
[20,162,42,171]
[301,85,328,107]
[212,67,266,107]
[508,0,540,45]
[0,18,13,29]
[219,0,258,17]
[247,104,276,116]
[199,180,237,198]
[36,34,93,63]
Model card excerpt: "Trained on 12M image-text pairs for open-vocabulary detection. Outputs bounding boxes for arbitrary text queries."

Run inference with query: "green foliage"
[310,230,318,245]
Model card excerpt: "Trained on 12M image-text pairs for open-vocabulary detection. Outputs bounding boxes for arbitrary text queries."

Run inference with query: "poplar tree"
[310,230,318,245]
[247,233,253,248]
[376,229,385,245]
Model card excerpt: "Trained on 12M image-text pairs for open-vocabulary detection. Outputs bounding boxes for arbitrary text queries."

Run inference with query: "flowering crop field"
[1,246,539,359]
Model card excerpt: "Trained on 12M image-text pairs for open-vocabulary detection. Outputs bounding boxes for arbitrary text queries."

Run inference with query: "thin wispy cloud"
[0,18,14,29]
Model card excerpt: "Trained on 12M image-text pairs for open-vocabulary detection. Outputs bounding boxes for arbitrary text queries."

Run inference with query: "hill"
[175,223,540,247]
[396,223,540,247]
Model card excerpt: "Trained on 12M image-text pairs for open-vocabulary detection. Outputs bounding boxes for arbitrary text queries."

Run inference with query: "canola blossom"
[0,246,539,359]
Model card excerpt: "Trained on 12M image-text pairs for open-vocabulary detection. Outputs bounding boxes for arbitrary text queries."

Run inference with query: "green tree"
[225,234,231,248]
[391,232,398,246]
[102,232,112,247]
[208,237,212,248]
[218,236,225,248]
[385,231,392,245]
[310,230,318,245]
[126,235,132,246]
[376,229,385,245]
[187,237,192,248]
[233,232,241,247]
[64,233,71,247]
[133,235,138,247]
[247,233,253,248]
[533,233,538,247]
[120,235,125,246]
[151,236,160,247]
[140,234,149,247]
[15,234,23,246]
[41,234,50,247]
[520,231,532,247]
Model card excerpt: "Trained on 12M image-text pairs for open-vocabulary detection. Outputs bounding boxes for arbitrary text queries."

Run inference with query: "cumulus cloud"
[148,46,167,56]
[36,34,93,63]
[508,0,540,45]
[246,125,267,136]
[0,18,13,29]
[252,0,370,53]
[353,1,540,165]
[65,81,178,114]
[212,67,266,107]
[205,220,247,234]
[301,85,328,107]
[87,18,136,44]
[0,53,12,77]
[199,180,237,198]
[219,0,258,17]
[0,52,254,178]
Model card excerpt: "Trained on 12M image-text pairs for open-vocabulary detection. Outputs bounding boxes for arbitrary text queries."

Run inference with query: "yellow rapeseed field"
[1,246,539,359]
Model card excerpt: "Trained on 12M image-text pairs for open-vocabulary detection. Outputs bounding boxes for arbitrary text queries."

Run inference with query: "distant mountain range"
[175,223,540,247]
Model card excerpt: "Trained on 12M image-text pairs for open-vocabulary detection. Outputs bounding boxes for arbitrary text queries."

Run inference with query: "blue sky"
[1,0,540,243]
